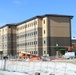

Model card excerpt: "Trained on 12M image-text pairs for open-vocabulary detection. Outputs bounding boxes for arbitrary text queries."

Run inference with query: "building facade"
[72,37,76,53]
[0,24,16,56]
[0,14,73,56]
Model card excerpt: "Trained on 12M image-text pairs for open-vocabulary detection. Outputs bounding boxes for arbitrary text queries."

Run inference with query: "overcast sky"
[0,0,76,37]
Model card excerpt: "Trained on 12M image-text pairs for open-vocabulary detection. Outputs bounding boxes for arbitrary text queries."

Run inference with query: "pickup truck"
[62,52,75,59]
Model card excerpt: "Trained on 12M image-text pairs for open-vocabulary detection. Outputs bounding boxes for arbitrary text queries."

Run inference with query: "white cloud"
[13,0,21,5]
[12,0,28,6]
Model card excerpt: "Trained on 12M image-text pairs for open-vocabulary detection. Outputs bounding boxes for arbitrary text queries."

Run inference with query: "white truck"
[62,52,75,59]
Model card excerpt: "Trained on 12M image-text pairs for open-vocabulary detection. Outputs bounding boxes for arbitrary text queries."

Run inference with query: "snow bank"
[0,60,76,75]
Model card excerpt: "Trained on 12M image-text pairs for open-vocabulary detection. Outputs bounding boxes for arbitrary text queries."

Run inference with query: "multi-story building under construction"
[0,14,73,57]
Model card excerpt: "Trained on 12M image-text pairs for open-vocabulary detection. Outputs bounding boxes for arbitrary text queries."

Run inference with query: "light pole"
[56,43,58,58]
[56,43,58,47]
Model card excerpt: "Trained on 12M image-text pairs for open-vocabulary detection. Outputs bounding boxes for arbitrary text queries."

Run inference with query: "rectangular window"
[34,51,35,54]
[44,40,45,44]
[25,25,27,28]
[32,51,33,54]
[30,33,31,36]
[44,30,45,34]
[34,22,35,25]
[30,24,31,27]
[28,33,29,36]
[34,32,35,35]
[28,42,29,45]
[30,42,31,45]
[44,20,45,24]
[44,51,46,54]
[32,42,33,45]
[36,41,37,44]
[35,31,37,35]
[36,51,37,54]
[34,41,35,45]
[28,24,29,27]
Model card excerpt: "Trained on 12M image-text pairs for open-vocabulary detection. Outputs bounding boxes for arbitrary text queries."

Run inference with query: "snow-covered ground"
[0,70,25,75]
[0,59,76,75]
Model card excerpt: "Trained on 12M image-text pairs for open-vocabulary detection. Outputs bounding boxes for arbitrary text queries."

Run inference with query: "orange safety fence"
[19,53,27,59]
[30,57,41,62]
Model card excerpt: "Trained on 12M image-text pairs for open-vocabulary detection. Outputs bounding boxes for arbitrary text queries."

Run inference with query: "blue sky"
[0,0,76,37]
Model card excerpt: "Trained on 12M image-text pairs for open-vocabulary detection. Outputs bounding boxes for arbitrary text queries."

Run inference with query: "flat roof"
[0,24,16,29]
[42,14,73,18]
[16,14,73,25]
[0,14,73,28]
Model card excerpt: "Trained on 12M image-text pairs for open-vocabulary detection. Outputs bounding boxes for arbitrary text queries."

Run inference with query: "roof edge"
[41,14,73,19]
[0,14,73,28]
[0,24,16,29]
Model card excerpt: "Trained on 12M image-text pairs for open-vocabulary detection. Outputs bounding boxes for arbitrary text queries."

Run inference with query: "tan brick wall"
[50,17,70,37]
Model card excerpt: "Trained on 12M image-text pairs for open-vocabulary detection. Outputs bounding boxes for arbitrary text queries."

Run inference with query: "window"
[36,51,37,54]
[28,24,29,27]
[35,31,37,35]
[44,20,45,24]
[34,32,35,35]
[36,41,37,44]
[34,41,35,45]
[25,34,27,37]
[32,23,33,26]
[44,51,46,54]
[32,32,33,35]
[25,25,27,28]
[34,51,35,54]
[30,33,31,36]
[26,43,27,46]
[35,21,37,25]
[28,33,29,36]
[32,42,33,45]
[34,22,35,25]
[34,21,37,25]
[44,40,45,44]
[30,42,31,45]
[30,24,31,27]
[28,42,29,45]
[44,30,45,34]
[20,27,22,30]
[32,51,33,54]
